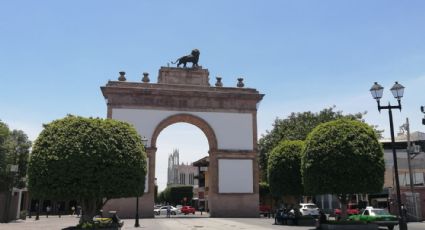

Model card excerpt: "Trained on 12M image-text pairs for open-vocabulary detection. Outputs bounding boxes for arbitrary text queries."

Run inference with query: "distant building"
[192,156,209,211]
[166,149,198,188]
[379,131,425,221]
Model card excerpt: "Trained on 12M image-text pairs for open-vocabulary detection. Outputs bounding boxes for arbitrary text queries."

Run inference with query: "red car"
[334,203,360,217]
[181,206,196,215]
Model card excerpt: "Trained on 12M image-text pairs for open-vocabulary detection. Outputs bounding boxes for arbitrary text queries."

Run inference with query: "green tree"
[258,106,380,181]
[6,130,31,188]
[302,119,384,219]
[268,140,304,200]
[0,121,10,192]
[28,115,147,222]
[259,182,270,200]
[0,121,31,223]
[161,186,193,206]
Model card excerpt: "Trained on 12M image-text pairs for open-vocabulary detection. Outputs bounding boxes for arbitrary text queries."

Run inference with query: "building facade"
[192,156,209,211]
[380,131,425,221]
[167,149,198,188]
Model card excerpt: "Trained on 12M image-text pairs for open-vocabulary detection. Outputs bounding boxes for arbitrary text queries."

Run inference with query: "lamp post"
[421,106,425,125]
[370,81,407,230]
[135,136,148,227]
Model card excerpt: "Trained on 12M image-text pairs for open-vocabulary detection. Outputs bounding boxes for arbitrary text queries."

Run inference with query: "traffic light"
[422,106,425,125]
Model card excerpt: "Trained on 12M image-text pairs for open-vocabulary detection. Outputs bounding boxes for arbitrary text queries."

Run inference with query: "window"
[189,173,194,185]
[180,173,186,184]
[414,172,424,186]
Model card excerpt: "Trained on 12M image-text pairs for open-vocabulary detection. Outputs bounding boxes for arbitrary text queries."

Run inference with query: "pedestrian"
[166,203,171,218]
[57,203,61,218]
[71,206,75,216]
[46,205,51,218]
[77,205,82,217]
[401,204,408,222]
[316,210,327,229]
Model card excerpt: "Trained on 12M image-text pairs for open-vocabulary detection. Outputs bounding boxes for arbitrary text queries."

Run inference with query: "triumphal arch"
[101,64,264,217]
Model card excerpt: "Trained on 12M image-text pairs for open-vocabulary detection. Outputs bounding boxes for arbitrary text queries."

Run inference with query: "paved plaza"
[1,215,425,230]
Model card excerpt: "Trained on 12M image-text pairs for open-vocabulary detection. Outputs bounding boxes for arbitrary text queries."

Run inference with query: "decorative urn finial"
[142,72,150,83]
[215,76,223,87]
[237,78,244,88]
[118,71,126,81]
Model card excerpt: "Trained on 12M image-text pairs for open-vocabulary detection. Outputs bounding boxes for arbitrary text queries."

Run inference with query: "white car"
[299,203,319,216]
[154,206,179,215]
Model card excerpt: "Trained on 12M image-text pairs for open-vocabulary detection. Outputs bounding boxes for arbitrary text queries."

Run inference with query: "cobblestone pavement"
[1,215,424,230]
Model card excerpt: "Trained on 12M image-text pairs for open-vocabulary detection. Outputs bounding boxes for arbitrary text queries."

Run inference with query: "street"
[1,214,424,230]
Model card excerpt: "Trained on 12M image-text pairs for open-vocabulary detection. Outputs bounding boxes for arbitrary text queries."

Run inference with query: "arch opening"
[151,114,217,217]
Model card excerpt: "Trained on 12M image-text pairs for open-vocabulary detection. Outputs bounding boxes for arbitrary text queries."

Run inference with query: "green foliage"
[267,140,304,197]
[0,121,31,191]
[28,115,147,221]
[302,119,385,196]
[7,130,31,188]
[157,190,166,204]
[258,106,378,181]
[160,186,193,205]
[0,120,10,191]
[259,182,270,197]
[76,219,120,229]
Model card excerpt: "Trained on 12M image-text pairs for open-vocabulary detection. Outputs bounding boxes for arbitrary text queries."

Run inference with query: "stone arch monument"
[101,66,264,217]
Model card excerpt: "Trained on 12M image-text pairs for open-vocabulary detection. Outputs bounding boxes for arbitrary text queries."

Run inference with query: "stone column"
[139,147,156,218]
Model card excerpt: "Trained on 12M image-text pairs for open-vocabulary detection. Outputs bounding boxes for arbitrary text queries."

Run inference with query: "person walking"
[57,203,61,218]
[166,203,171,218]
[46,205,51,218]
[77,205,82,217]
[71,206,75,216]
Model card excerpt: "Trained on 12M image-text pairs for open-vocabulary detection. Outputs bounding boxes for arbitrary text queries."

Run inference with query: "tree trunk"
[80,199,97,223]
[339,194,348,220]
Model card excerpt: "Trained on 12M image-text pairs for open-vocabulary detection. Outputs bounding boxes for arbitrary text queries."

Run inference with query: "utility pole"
[402,118,418,221]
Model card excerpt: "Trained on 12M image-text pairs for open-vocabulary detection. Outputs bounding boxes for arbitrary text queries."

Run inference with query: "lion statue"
[171,49,200,68]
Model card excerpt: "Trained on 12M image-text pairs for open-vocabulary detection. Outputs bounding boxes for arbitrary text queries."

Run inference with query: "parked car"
[154,206,179,215]
[298,203,319,216]
[181,206,196,215]
[348,206,398,230]
[259,205,271,217]
[334,203,360,217]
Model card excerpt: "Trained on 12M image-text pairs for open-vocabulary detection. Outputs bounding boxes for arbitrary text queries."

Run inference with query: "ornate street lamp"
[370,81,407,230]
[135,136,148,227]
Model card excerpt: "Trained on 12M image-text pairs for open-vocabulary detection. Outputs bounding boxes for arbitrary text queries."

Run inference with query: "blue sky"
[1,0,425,191]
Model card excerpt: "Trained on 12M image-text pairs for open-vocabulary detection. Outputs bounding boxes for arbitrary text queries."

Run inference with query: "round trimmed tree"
[268,140,304,200]
[302,119,384,219]
[28,115,147,222]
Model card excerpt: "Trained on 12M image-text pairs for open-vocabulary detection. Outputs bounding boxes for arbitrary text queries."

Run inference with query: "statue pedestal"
[158,67,210,86]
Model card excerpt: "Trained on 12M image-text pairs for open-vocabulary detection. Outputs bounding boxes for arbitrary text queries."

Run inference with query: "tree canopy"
[302,119,384,218]
[267,140,304,197]
[158,186,193,206]
[28,115,147,221]
[258,106,380,181]
[0,121,31,192]
[0,121,10,192]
